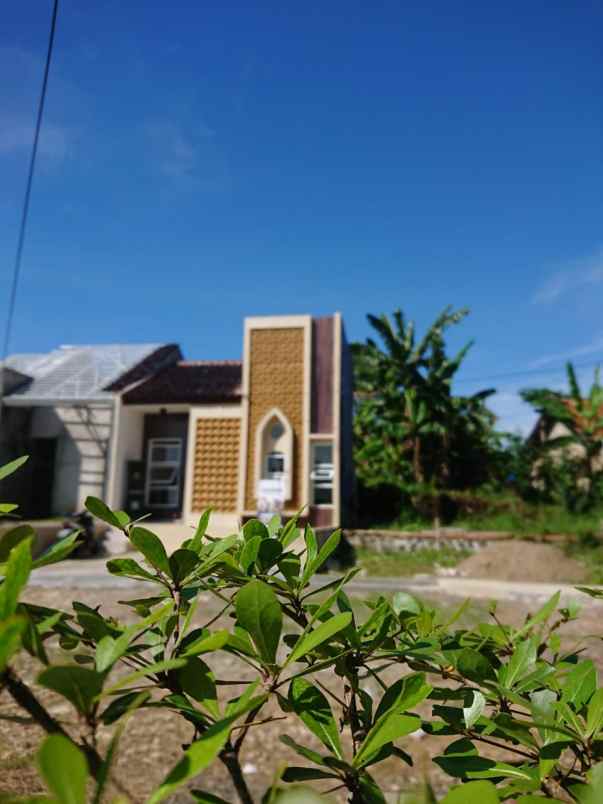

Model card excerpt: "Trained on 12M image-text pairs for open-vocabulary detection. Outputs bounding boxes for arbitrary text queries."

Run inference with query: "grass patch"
[455,505,603,539]
[564,537,603,585]
[374,498,603,540]
[357,545,471,577]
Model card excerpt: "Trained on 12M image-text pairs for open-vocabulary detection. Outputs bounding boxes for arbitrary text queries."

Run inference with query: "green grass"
[455,505,603,539]
[356,545,471,577]
[564,537,603,585]
[374,499,603,540]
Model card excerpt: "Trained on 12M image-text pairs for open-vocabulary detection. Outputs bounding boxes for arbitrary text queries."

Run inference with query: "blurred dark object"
[57,510,106,558]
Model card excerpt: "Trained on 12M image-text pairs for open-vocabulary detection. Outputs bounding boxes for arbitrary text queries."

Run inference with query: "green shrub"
[2,456,603,803]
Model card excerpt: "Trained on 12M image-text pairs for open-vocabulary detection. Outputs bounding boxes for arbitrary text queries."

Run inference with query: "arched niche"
[254,407,293,501]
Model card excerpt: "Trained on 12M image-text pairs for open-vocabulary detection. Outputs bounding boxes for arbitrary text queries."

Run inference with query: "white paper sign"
[257,478,285,525]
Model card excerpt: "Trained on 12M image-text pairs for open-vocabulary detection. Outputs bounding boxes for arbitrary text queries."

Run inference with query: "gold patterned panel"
[192,418,240,512]
[245,327,305,510]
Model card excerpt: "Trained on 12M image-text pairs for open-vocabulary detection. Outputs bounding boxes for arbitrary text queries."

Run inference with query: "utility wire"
[454,357,603,387]
[0,0,59,411]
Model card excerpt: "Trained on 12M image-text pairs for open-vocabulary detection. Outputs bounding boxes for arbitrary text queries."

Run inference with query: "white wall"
[30,404,113,514]
[108,405,145,510]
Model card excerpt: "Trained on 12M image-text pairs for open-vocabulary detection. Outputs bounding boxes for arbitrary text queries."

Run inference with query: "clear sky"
[2,0,602,433]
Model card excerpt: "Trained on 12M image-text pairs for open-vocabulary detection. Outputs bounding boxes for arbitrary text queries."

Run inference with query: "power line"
[1,0,59,380]
[454,357,603,387]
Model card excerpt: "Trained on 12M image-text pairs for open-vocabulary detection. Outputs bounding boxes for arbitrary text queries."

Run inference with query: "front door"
[142,413,188,518]
[145,438,183,512]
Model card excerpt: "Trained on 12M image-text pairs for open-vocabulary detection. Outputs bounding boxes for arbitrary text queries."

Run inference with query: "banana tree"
[353,306,496,523]
[521,363,603,509]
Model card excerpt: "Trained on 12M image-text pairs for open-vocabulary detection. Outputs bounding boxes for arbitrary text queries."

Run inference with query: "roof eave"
[2,396,113,408]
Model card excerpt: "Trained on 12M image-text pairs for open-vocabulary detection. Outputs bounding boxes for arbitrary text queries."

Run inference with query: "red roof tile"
[122,360,242,404]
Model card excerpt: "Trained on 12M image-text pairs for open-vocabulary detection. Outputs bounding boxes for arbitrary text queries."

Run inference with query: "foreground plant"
[1,457,603,802]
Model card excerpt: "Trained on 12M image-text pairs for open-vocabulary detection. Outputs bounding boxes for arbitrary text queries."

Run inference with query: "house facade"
[1,314,354,533]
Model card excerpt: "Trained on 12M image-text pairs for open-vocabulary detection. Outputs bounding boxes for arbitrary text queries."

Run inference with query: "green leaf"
[286,612,352,665]
[514,592,560,640]
[102,658,186,696]
[95,597,172,671]
[181,628,229,657]
[586,689,603,738]
[148,715,238,804]
[280,514,301,549]
[303,525,318,564]
[257,538,283,571]
[0,503,18,515]
[106,557,160,582]
[357,771,387,803]
[0,538,32,618]
[457,648,495,683]
[85,496,122,529]
[279,554,301,585]
[0,455,29,482]
[279,734,327,766]
[189,509,212,553]
[168,549,199,585]
[242,519,269,541]
[37,666,104,715]
[463,690,486,729]
[239,535,261,573]
[562,661,597,711]
[392,591,421,616]
[129,526,171,576]
[301,530,341,583]
[235,580,282,666]
[530,689,557,743]
[0,615,26,671]
[32,533,79,569]
[100,690,151,725]
[499,638,537,689]
[441,780,499,804]
[0,525,34,563]
[373,673,432,721]
[37,735,88,804]
[288,678,343,758]
[95,631,132,673]
[176,657,219,717]
[353,712,420,768]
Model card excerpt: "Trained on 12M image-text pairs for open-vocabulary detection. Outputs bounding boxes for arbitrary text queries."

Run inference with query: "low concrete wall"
[339,528,580,553]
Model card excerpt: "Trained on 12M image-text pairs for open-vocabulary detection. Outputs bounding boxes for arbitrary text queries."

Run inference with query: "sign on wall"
[257,478,285,525]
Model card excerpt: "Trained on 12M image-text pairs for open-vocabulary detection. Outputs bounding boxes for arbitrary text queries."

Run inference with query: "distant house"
[0,314,354,532]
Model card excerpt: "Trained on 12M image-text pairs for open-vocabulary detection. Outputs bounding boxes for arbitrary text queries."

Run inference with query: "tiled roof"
[105,344,181,391]
[122,361,243,405]
[2,344,167,404]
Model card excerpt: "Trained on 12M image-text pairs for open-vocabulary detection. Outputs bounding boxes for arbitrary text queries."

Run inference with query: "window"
[266,450,285,478]
[310,442,334,506]
[145,437,183,509]
[255,408,294,500]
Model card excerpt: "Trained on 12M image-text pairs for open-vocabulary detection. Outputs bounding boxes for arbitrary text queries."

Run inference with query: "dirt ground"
[456,540,589,583]
[2,584,602,803]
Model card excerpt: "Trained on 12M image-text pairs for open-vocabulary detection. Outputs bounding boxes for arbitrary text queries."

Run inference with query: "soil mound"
[456,540,588,583]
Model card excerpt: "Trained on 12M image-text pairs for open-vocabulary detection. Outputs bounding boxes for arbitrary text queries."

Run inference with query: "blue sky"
[2,0,602,433]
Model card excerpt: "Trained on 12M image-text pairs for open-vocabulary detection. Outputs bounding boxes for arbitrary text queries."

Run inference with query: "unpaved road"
[2,562,601,802]
[29,556,603,605]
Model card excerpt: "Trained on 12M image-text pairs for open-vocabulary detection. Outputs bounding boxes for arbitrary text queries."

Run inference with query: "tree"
[352,307,496,523]
[521,362,603,510]
[4,456,603,803]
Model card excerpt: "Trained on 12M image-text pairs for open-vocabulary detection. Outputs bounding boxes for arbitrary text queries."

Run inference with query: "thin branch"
[314,678,347,709]
[468,731,536,761]
[202,595,236,630]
